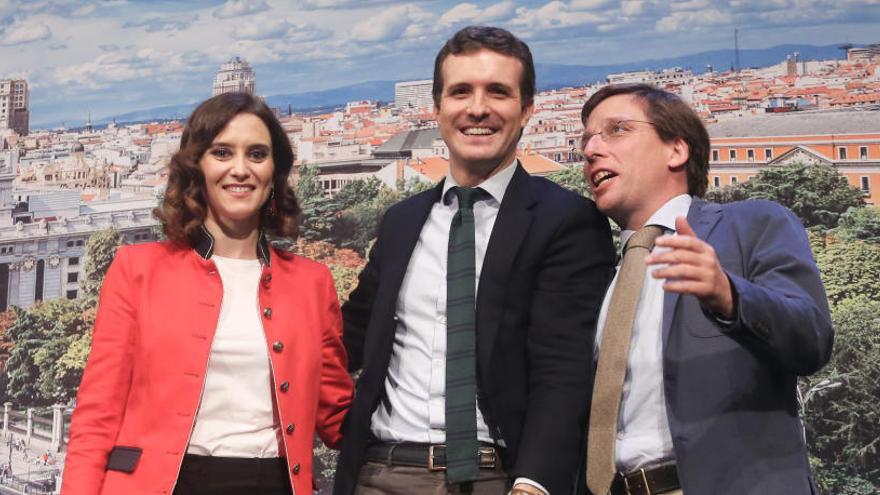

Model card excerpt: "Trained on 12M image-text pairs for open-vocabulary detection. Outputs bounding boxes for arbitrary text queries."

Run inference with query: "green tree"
[704,182,750,204]
[546,165,592,198]
[2,298,95,406]
[83,228,122,296]
[814,236,880,306]
[802,296,880,491]
[707,162,864,230]
[297,163,334,241]
[831,206,880,243]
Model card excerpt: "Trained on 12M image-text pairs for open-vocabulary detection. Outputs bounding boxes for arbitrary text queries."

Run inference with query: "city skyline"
[1,0,879,126]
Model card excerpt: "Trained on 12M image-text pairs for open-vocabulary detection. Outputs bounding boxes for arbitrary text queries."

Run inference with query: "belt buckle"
[428,445,446,472]
[622,468,652,495]
[478,446,496,469]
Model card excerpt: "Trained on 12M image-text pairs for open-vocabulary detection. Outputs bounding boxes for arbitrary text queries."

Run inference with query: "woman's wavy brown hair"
[155,92,301,245]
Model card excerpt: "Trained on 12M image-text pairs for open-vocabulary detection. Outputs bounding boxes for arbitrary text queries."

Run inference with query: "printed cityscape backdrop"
[1,1,880,494]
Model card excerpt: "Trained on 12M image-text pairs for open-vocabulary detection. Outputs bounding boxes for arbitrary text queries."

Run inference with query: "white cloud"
[71,4,98,17]
[512,1,603,31]
[439,1,515,26]
[621,0,645,16]
[53,48,205,89]
[656,8,731,32]
[213,0,269,19]
[0,19,51,45]
[570,0,613,8]
[350,4,433,42]
[440,3,481,25]
[122,14,198,33]
[233,18,332,42]
[298,0,428,8]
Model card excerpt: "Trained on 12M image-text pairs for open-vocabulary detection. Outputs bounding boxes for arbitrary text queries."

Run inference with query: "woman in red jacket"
[62,92,353,495]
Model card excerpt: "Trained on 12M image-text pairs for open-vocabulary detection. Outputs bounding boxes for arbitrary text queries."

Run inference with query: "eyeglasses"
[581,119,656,146]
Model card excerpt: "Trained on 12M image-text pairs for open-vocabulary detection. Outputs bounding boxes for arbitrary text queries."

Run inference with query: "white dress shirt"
[594,194,692,472]
[371,160,517,444]
[187,255,280,457]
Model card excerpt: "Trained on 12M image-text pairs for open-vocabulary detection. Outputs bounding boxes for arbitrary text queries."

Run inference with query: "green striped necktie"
[445,186,487,485]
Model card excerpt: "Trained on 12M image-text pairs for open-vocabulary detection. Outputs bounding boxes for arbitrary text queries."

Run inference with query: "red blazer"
[62,235,353,495]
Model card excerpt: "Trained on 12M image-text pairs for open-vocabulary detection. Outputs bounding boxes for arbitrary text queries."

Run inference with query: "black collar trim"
[192,225,271,266]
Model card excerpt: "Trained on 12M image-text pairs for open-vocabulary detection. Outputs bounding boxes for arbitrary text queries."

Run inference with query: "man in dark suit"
[579,83,833,495]
[334,26,614,495]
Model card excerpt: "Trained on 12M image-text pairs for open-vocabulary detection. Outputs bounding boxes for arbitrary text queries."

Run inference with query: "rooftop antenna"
[734,28,741,72]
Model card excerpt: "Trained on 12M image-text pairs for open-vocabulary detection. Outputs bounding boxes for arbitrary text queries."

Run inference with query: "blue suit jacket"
[658,198,832,494]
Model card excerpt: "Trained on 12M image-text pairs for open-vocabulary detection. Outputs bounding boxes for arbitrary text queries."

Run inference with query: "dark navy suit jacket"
[335,164,615,495]
[582,198,832,495]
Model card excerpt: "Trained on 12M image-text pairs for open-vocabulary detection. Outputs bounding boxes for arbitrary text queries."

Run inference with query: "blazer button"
[280,381,290,392]
[286,423,295,434]
[264,274,272,283]
[272,341,284,352]
[263,307,272,319]
[292,463,301,474]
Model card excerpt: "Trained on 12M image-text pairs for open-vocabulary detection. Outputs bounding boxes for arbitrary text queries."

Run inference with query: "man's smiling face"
[435,49,533,179]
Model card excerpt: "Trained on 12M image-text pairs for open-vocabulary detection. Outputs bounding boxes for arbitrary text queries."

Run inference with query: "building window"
[839,147,847,160]
[713,177,720,188]
[861,176,871,193]
[861,146,869,160]
[747,149,755,162]
[67,272,79,283]
[731,176,738,184]
[711,150,719,162]
[729,149,737,161]
[35,259,45,302]
[66,290,78,300]
[0,263,7,312]
[765,148,773,160]
[69,256,79,266]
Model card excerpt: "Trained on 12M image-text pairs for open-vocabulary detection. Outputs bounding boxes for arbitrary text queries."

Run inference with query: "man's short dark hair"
[581,83,710,197]
[432,26,535,109]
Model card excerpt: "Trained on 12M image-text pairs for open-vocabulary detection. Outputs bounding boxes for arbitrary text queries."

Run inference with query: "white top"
[370,160,518,445]
[594,194,692,471]
[187,255,280,457]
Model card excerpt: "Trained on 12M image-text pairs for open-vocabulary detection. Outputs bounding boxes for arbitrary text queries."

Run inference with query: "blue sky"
[1,0,879,127]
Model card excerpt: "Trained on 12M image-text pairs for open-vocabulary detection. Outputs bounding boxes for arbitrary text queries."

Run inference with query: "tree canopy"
[705,162,864,230]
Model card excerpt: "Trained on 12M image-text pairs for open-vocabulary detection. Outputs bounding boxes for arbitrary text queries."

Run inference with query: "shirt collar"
[192,224,272,266]
[441,157,518,206]
[619,194,692,252]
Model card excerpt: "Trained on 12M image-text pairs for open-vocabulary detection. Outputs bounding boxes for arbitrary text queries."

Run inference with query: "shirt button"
[292,463,301,474]
[263,307,272,319]
[280,381,290,392]
[286,423,295,434]
[272,341,284,352]
[438,316,447,325]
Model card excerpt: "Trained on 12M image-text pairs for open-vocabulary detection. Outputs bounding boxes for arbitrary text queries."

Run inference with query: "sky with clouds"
[1,0,878,127]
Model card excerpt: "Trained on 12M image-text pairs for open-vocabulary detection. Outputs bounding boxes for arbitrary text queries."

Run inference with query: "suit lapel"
[477,164,537,378]
[662,199,723,346]
[380,181,443,300]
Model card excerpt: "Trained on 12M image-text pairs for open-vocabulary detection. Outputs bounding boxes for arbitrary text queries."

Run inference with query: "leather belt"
[610,463,680,495]
[365,442,498,471]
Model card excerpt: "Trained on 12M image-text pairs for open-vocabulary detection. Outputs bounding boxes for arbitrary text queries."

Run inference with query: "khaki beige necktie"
[586,225,664,495]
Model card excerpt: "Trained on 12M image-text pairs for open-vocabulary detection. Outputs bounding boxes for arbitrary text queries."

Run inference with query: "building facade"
[0,78,29,136]
[212,57,256,96]
[707,108,880,205]
[394,79,433,110]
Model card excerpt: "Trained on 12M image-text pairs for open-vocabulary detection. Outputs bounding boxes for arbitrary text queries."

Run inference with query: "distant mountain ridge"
[37,43,851,129]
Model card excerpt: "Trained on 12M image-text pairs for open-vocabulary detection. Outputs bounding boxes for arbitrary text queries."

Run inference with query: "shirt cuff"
[513,477,549,495]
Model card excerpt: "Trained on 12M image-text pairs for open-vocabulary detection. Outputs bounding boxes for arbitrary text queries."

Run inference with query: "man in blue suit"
[579,84,833,495]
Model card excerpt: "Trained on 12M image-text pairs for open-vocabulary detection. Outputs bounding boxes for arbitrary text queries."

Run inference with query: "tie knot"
[451,186,487,210]
[625,225,663,254]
